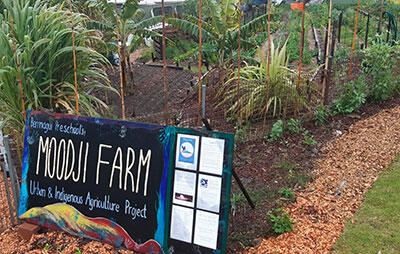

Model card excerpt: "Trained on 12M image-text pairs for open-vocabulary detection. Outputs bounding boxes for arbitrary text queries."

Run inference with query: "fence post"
[365,13,370,48]
[338,12,343,43]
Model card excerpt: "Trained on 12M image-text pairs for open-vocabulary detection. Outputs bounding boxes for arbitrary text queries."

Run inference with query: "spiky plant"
[0,0,115,145]
[218,40,312,121]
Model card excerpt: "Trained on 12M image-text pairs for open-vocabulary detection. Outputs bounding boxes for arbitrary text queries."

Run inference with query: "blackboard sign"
[19,111,234,254]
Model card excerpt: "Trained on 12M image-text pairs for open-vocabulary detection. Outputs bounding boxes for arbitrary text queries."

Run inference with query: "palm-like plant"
[93,0,163,96]
[167,0,270,68]
[218,40,312,120]
[0,0,115,144]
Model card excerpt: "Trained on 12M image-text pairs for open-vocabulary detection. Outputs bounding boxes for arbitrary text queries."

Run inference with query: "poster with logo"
[175,134,199,171]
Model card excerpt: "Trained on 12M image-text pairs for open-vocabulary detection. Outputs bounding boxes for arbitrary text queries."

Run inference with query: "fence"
[0,131,20,233]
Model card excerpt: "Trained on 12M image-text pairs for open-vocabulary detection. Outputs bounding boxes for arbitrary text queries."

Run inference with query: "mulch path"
[247,105,400,253]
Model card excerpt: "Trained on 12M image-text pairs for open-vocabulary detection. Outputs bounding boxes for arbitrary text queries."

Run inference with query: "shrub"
[278,187,295,199]
[333,81,368,115]
[286,118,302,134]
[268,208,295,234]
[313,105,330,126]
[267,120,284,142]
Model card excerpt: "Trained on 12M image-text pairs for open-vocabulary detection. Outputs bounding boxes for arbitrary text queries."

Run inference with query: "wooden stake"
[197,0,202,126]
[162,0,169,125]
[237,0,242,124]
[379,0,384,34]
[322,0,332,105]
[114,0,126,120]
[9,12,26,120]
[68,0,79,116]
[263,0,272,127]
[348,0,361,80]
[294,0,306,119]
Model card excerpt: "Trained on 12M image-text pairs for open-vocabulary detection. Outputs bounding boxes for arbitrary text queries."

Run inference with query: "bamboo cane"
[68,0,80,116]
[348,0,361,80]
[321,0,332,105]
[263,0,272,127]
[162,0,169,124]
[294,0,306,119]
[198,0,202,126]
[114,0,126,120]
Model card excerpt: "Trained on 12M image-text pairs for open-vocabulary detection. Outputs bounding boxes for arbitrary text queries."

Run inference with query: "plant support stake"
[237,0,242,124]
[198,0,202,126]
[68,0,80,115]
[114,0,126,120]
[348,0,361,80]
[9,12,26,120]
[161,0,169,124]
[263,0,272,127]
[322,0,333,105]
[294,0,306,119]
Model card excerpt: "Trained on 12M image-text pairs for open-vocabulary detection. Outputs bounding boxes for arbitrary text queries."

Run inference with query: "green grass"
[332,156,400,254]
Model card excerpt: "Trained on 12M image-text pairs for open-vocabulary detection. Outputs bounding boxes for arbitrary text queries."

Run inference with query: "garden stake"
[322,0,333,105]
[365,13,370,49]
[348,0,361,80]
[237,0,242,125]
[9,12,26,121]
[161,0,169,125]
[294,0,306,119]
[379,0,384,34]
[263,0,272,128]
[202,118,255,209]
[197,0,202,126]
[68,0,80,116]
[114,0,126,120]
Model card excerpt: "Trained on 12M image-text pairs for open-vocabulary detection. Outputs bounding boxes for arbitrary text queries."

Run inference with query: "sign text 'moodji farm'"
[35,136,152,197]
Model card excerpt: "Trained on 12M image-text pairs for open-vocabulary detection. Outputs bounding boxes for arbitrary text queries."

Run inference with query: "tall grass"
[0,0,115,144]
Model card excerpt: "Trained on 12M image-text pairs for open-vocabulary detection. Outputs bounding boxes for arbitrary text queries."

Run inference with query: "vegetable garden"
[1,0,400,253]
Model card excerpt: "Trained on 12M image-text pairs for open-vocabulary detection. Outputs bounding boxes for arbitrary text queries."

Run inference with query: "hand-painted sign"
[19,111,234,254]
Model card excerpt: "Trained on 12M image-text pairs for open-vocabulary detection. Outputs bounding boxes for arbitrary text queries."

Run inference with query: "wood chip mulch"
[247,106,400,253]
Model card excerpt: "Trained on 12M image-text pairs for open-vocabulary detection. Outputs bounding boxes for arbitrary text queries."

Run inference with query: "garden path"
[247,105,400,253]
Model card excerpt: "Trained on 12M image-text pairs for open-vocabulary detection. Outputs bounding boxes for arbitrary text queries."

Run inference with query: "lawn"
[332,156,400,254]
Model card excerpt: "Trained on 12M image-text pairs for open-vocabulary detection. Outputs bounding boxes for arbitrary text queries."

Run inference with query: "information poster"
[168,131,234,254]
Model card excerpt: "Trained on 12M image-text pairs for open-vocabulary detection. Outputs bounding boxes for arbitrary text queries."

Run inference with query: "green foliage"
[43,244,51,250]
[0,0,114,142]
[333,81,368,115]
[167,0,272,67]
[275,161,298,172]
[313,105,330,126]
[266,120,284,142]
[230,192,245,216]
[302,130,317,146]
[359,36,400,102]
[234,120,250,144]
[268,208,295,234]
[75,248,82,254]
[166,39,197,60]
[219,40,312,121]
[278,187,295,199]
[286,118,302,134]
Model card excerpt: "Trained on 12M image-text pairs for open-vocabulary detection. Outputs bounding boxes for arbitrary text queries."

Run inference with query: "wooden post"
[294,0,306,119]
[263,0,271,127]
[162,0,169,124]
[114,0,126,120]
[338,12,343,43]
[197,0,202,126]
[365,14,370,48]
[237,0,242,124]
[348,0,360,80]
[68,0,79,115]
[322,0,332,105]
[379,0,384,34]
